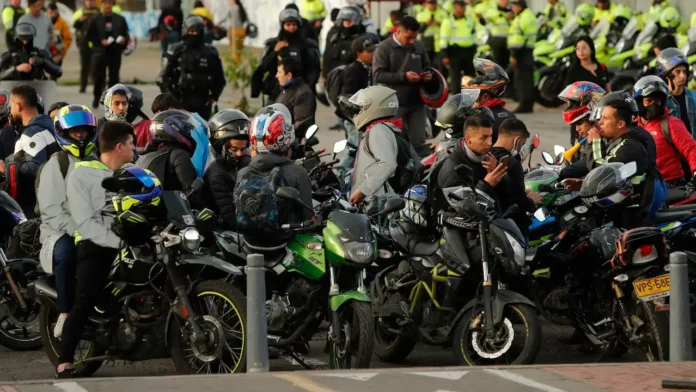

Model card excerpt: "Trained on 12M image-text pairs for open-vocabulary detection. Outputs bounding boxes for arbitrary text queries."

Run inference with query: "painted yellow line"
[274,373,336,392]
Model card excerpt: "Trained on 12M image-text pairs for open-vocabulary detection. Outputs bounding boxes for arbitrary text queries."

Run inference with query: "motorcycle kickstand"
[288,350,325,370]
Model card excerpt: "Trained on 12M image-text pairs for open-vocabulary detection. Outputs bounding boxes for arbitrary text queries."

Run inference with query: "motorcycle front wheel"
[0,280,42,350]
[169,280,247,374]
[452,303,542,366]
[330,301,374,369]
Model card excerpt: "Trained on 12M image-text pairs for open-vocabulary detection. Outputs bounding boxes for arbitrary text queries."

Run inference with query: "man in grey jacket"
[56,121,135,378]
[349,86,400,206]
[372,16,432,157]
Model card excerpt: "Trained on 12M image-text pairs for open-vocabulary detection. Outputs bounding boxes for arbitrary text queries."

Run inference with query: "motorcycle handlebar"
[538,182,565,192]
[281,218,323,230]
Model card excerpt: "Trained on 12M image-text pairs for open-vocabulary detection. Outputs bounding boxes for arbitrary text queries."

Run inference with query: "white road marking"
[54,382,89,392]
[407,371,469,380]
[316,373,379,381]
[484,369,566,392]
[432,390,459,392]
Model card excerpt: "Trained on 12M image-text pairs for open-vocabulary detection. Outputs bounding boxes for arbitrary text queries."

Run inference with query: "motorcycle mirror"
[454,164,475,188]
[553,145,566,156]
[533,208,548,222]
[532,133,540,149]
[618,162,637,180]
[371,198,406,218]
[333,140,348,154]
[187,178,204,197]
[305,125,318,141]
[541,151,554,165]
[276,187,314,212]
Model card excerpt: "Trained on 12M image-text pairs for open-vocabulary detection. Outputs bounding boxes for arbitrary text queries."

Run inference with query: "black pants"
[183,97,213,121]
[490,37,509,70]
[397,104,429,157]
[448,46,477,93]
[58,240,117,364]
[92,49,122,103]
[513,48,535,111]
[78,44,92,92]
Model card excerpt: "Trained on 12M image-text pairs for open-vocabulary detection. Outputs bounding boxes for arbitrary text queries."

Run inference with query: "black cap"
[352,34,379,54]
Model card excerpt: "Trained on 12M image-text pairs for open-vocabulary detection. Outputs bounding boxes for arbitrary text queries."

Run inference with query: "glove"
[32,56,44,66]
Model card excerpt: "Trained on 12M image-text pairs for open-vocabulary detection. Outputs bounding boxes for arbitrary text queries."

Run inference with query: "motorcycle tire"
[374,324,416,363]
[330,301,374,369]
[0,277,42,350]
[169,280,247,374]
[39,304,104,377]
[536,70,565,108]
[452,303,542,366]
[632,292,669,362]
[0,304,42,351]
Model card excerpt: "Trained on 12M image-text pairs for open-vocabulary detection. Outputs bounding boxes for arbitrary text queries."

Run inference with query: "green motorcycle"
[215,188,405,369]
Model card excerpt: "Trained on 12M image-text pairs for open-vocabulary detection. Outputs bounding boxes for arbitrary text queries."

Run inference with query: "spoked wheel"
[169,280,247,374]
[330,301,374,369]
[631,293,669,362]
[453,304,542,366]
[0,295,41,350]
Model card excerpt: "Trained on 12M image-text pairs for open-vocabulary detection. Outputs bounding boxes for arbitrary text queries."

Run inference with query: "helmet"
[250,106,295,155]
[435,90,495,137]
[659,7,680,30]
[558,82,606,125]
[245,22,259,39]
[14,23,35,46]
[53,105,97,159]
[266,103,293,128]
[633,75,670,98]
[0,90,10,124]
[183,15,206,46]
[110,166,162,213]
[336,5,362,24]
[589,90,639,122]
[209,109,250,154]
[279,8,302,25]
[461,58,510,98]
[149,109,199,154]
[401,185,429,227]
[579,163,634,209]
[348,86,399,130]
[103,83,132,121]
[125,86,144,123]
[48,101,69,116]
[420,67,448,108]
[575,4,595,26]
[612,4,633,25]
[656,47,689,78]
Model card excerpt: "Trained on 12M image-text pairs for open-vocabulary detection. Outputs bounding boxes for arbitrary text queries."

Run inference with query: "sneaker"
[54,313,68,338]
[55,364,76,379]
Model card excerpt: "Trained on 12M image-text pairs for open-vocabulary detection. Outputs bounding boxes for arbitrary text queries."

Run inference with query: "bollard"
[669,252,693,362]
[245,253,269,373]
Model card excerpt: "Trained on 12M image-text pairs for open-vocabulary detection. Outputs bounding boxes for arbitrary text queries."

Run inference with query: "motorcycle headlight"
[504,231,526,267]
[342,240,375,265]
[180,228,201,252]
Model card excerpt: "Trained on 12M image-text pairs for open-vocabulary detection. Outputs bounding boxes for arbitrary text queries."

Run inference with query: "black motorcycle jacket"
[321,26,363,78]
[252,36,320,100]
[0,46,62,81]
[488,104,515,143]
[202,155,250,227]
[157,41,225,101]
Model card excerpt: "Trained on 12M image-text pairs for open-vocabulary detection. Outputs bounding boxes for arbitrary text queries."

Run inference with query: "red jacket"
[133,119,152,149]
[637,110,696,182]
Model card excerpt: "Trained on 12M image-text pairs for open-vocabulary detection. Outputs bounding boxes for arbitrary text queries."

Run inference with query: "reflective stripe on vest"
[439,16,474,49]
[508,9,537,49]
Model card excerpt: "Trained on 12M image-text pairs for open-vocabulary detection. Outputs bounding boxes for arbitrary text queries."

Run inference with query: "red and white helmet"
[558,81,606,125]
[250,106,295,155]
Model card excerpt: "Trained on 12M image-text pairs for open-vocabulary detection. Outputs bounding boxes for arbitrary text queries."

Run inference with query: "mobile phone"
[500,155,511,167]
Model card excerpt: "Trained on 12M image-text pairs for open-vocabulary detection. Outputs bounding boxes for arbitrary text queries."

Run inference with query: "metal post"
[245,253,269,372]
[669,252,693,362]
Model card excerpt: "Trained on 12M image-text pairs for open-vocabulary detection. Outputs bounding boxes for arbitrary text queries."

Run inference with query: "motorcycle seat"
[393,221,439,257]
[653,210,696,224]
[665,204,696,212]
[666,188,687,204]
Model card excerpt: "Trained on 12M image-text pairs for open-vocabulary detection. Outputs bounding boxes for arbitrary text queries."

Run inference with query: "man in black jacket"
[274,57,316,142]
[0,90,13,161]
[73,0,99,93]
[433,115,507,212]
[0,23,62,81]
[373,16,432,156]
[204,109,251,227]
[87,0,129,108]
[322,6,364,83]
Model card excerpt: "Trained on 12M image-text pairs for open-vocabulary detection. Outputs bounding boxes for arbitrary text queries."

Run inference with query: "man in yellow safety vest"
[299,0,327,38]
[484,0,512,69]
[508,0,537,113]
[440,1,476,92]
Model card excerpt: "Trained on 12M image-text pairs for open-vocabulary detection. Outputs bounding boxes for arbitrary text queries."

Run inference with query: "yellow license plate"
[633,274,670,302]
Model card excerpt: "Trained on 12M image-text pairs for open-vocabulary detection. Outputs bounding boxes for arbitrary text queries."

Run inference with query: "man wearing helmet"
[461,58,515,141]
[36,105,98,339]
[323,5,365,81]
[56,121,136,378]
[157,15,225,120]
[656,48,696,136]
[0,22,62,81]
[203,109,251,227]
[633,76,696,186]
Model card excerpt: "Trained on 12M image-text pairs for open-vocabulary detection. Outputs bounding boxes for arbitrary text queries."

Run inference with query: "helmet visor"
[457,89,481,111]
[57,111,96,130]
[348,89,368,106]
[589,104,604,122]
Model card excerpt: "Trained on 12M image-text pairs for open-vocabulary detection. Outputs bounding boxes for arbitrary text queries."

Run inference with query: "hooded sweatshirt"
[351,121,399,197]
[14,114,56,215]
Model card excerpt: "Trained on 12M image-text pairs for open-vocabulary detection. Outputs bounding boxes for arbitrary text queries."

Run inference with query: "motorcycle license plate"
[633,274,670,302]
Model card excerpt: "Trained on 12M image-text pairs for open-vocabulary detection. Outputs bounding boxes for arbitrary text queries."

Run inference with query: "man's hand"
[116,35,126,45]
[0,160,5,175]
[481,153,498,173]
[484,162,507,187]
[406,71,421,83]
[587,127,601,142]
[422,72,433,82]
[562,178,583,192]
[15,63,32,73]
[527,190,543,204]
[274,40,288,52]
[314,20,322,29]
[442,57,450,66]
[349,188,365,206]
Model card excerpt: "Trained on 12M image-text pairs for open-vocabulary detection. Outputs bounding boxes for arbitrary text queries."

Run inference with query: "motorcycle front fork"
[479,223,495,337]
[328,266,367,346]
[0,248,27,311]
[163,250,206,347]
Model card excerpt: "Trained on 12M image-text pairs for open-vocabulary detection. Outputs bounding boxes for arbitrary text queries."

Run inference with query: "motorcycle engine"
[421,300,442,329]
[266,277,317,333]
[116,322,138,351]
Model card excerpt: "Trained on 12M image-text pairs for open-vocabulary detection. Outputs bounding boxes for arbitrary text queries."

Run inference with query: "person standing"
[87,0,129,109]
[298,0,326,41]
[508,0,537,114]
[416,0,447,67]
[0,23,63,81]
[73,0,100,94]
[373,16,432,157]
[542,0,567,31]
[151,0,183,58]
[274,58,316,142]
[439,1,476,94]
[46,2,72,72]
[656,48,696,137]
[2,0,25,51]
[485,0,511,70]
[17,0,53,51]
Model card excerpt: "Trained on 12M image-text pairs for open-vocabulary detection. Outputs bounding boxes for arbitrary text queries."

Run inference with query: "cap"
[352,34,379,54]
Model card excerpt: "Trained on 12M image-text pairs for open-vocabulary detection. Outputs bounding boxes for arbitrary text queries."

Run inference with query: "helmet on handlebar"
[250,105,295,155]
[209,109,250,155]
[558,82,606,125]
[53,104,97,159]
[460,58,510,98]
[575,4,596,27]
[435,90,495,138]
[658,6,680,30]
[655,47,689,79]
[110,166,162,213]
[579,163,633,209]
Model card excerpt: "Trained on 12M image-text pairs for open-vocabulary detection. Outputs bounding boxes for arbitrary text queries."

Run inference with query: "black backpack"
[325,65,347,107]
[364,122,424,194]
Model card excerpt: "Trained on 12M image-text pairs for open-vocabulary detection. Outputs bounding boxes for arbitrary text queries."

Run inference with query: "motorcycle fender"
[330,290,371,311]
[180,254,243,276]
[450,290,537,330]
[370,264,398,306]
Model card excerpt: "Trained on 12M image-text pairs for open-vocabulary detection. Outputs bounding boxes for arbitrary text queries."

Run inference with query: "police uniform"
[484,3,512,70]
[439,3,476,92]
[542,1,567,31]
[0,25,62,81]
[298,0,326,38]
[508,1,537,113]
[2,4,24,51]
[416,2,448,62]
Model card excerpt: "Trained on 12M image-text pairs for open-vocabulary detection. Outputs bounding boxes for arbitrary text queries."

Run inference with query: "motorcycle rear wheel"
[330,301,374,369]
[632,293,669,362]
[374,317,417,363]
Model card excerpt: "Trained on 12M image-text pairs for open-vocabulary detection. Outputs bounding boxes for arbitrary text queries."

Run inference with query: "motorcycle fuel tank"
[285,234,327,281]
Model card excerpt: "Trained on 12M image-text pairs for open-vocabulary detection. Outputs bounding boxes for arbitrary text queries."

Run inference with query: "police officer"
[485,0,512,70]
[0,23,62,81]
[157,15,225,121]
[417,0,448,66]
[649,0,673,23]
[508,0,537,114]
[323,6,364,84]
[2,0,24,52]
[298,0,326,40]
[593,0,616,25]
[542,0,567,31]
[440,1,475,93]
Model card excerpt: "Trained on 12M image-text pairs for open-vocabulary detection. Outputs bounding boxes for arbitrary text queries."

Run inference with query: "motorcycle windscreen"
[561,18,579,38]
[327,210,374,242]
[634,22,657,47]
[0,190,25,223]
[161,190,195,228]
[621,17,639,40]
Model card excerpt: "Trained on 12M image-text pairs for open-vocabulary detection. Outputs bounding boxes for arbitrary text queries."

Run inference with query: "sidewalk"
[3,362,696,392]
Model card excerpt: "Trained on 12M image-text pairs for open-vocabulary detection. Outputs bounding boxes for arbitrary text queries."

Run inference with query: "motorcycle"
[35,178,248,376]
[371,165,542,365]
[214,188,406,369]
[592,18,625,70]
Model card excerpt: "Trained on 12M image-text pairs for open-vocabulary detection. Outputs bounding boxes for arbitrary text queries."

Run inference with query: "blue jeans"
[53,234,76,313]
[160,31,181,58]
[338,120,360,173]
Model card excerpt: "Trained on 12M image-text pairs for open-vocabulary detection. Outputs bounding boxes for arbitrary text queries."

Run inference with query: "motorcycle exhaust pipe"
[34,276,58,301]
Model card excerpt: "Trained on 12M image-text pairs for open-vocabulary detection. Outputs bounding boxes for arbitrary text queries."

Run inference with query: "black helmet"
[209,109,250,154]
[14,23,36,46]
[435,90,495,138]
[461,58,510,98]
[420,67,449,108]
[633,75,670,98]
[149,109,199,154]
[336,6,362,24]
[589,90,639,122]
[126,86,145,123]
[655,47,689,78]
[279,8,302,25]
[579,162,634,209]
[0,90,10,124]
[183,15,205,33]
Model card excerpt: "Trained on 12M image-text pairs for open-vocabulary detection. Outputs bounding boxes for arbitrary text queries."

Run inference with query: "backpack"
[364,122,424,194]
[659,117,691,181]
[33,150,70,216]
[234,164,288,236]
[325,64,347,107]
[135,149,171,186]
